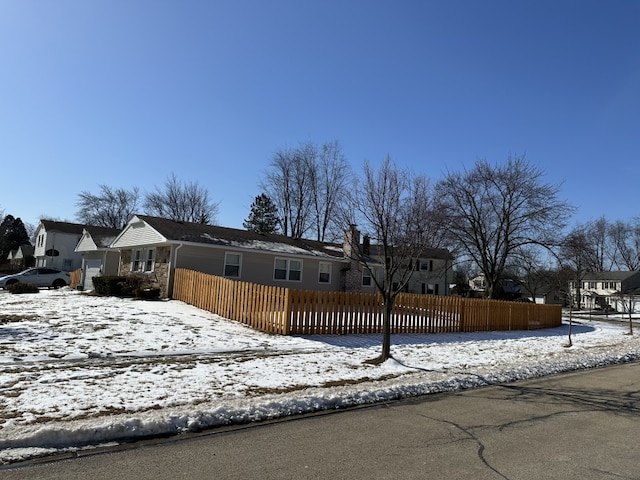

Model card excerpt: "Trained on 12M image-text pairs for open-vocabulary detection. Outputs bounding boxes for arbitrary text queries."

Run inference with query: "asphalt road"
[3,362,640,480]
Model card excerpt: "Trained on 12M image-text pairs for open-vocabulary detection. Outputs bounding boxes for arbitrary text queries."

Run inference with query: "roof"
[134,215,347,259]
[39,220,87,236]
[582,271,640,281]
[83,226,122,248]
[17,244,34,256]
[366,244,453,260]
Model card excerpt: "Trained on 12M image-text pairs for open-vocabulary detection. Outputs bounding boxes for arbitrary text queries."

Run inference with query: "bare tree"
[558,225,595,309]
[436,155,574,299]
[583,216,617,272]
[310,140,351,242]
[263,143,315,238]
[262,140,351,241]
[143,173,219,224]
[512,246,555,303]
[344,156,442,363]
[610,218,640,270]
[76,185,140,229]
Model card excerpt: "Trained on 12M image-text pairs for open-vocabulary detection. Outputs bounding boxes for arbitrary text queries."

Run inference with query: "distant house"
[33,220,86,271]
[344,226,453,296]
[109,215,453,298]
[75,226,122,290]
[10,244,34,270]
[468,273,521,299]
[570,271,640,311]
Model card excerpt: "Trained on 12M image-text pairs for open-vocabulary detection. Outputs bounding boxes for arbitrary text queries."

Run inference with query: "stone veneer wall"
[118,246,172,297]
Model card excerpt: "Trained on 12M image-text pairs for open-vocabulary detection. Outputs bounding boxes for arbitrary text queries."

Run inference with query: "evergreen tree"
[0,215,31,265]
[243,194,279,234]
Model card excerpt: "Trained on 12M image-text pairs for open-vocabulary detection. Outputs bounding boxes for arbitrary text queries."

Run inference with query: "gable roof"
[16,244,34,257]
[119,215,347,260]
[38,220,86,236]
[83,226,122,248]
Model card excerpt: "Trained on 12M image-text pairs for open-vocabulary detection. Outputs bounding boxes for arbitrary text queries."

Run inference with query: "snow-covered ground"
[1,288,639,464]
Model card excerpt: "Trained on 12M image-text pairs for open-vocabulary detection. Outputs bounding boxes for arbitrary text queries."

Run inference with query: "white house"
[570,271,640,312]
[33,220,86,271]
[75,226,122,290]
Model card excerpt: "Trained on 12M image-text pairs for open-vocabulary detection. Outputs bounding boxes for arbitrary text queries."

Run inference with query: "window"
[274,258,302,282]
[132,250,142,271]
[224,253,241,278]
[144,249,155,272]
[318,262,331,283]
[588,282,596,289]
[362,268,372,287]
[420,260,433,271]
[132,248,155,272]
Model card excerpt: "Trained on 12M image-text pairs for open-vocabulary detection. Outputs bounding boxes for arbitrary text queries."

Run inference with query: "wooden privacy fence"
[172,268,562,335]
[69,268,82,289]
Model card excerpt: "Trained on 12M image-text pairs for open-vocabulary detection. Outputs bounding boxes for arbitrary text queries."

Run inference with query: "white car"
[0,268,70,289]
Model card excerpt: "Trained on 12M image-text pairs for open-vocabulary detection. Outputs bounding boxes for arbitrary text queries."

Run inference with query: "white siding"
[75,233,98,252]
[112,220,165,248]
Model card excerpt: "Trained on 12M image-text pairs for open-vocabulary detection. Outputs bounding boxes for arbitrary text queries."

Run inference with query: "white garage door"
[84,259,103,290]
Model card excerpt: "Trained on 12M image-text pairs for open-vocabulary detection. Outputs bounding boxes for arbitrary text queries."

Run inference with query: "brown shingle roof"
[136,215,346,259]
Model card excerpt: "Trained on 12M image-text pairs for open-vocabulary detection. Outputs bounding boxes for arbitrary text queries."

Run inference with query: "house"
[74,226,122,290]
[343,226,453,296]
[9,244,35,270]
[33,220,86,271]
[570,271,640,311]
[468,273,521,299]
[109,215,453,298]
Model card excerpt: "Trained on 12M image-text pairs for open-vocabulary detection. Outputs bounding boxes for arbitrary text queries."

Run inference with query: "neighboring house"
[75,226,122,290]
[5,249,16,265]
[110,215,453,298]
[345,227,453,296]
[10,244,35,270]
[570,271,640,312]
[520,283,565,305]
[33,220,87,271]
[468,273,521,299]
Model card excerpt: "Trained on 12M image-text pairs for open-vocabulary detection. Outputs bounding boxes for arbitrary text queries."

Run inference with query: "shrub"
[7,282,39,294]
[92,276,128,296]
[92,274,160,299]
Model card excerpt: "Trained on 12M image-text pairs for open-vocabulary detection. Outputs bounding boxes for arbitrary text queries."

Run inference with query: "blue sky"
[1,0,639,232]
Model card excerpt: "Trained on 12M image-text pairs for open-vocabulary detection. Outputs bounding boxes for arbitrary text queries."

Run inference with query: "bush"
[7,282,39,294]
[92,275,128,296]
[92,274,160,299]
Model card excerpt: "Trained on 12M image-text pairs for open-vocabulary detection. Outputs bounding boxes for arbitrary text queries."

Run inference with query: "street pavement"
[2,361,640,480]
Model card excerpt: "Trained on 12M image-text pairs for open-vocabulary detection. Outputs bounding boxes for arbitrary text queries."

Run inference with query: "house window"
[420,260,433,271]
[145,249,155,272]
[362,268,372,287]
[224,252,241,278]
[132,248,155,272]
[588,282,596,289]
[274,258,302,282]
[318,262,331,283]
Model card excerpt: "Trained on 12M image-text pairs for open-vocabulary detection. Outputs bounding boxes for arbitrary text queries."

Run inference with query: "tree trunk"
[381,299,393,361]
